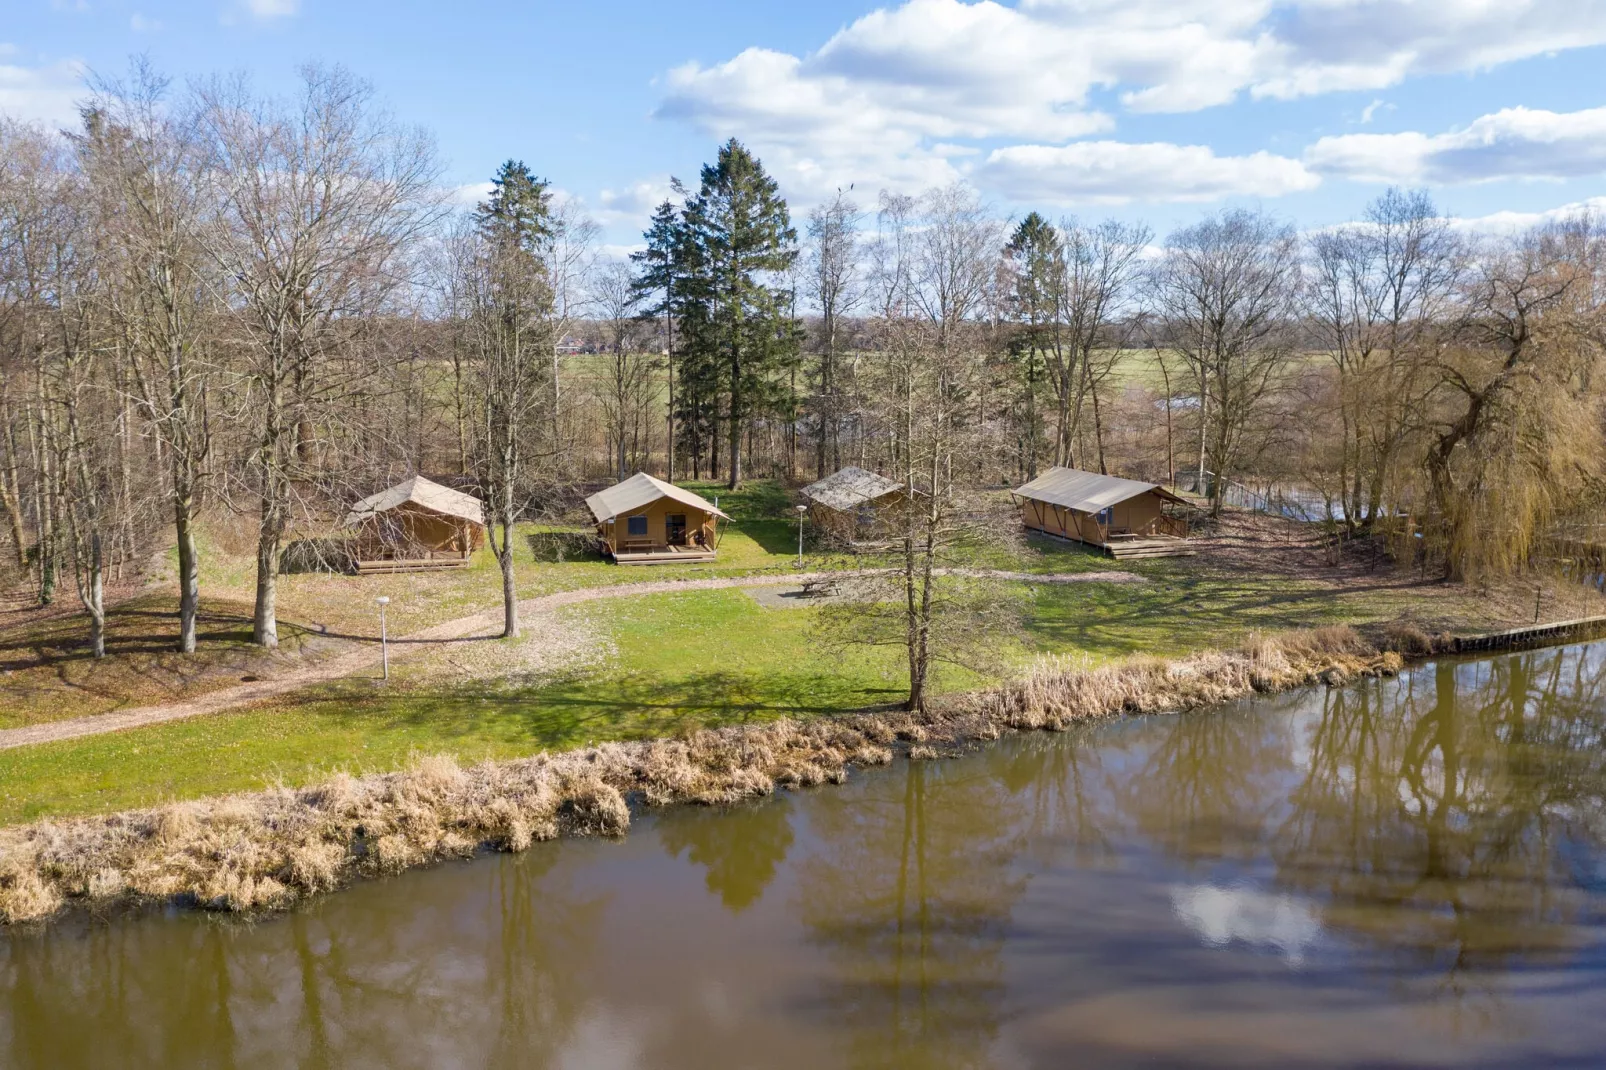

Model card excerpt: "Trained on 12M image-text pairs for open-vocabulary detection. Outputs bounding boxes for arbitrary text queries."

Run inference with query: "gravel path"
[0,569,1143,751]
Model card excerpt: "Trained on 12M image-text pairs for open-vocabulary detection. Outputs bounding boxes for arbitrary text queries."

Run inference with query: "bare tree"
[199,65,442,648]
[1305,189,1463,532]
[78,64,216,652]
[821,188,1020,713]
[1061,219,1151,473]
[806,190,862,479]
[1149,209,1302,514]
[591,259,654,479]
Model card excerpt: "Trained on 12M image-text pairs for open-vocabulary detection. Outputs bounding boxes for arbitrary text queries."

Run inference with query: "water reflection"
[659,794,794,912]
[799,759,1029,1067]
[6,645,1606,1068]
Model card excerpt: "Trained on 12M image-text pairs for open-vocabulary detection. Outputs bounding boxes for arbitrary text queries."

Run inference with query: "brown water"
[7,646,1606,1069]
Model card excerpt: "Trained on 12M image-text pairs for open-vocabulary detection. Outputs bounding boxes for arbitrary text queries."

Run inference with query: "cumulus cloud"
[979,141,1319,204]
[0,56,86,128]
[657,0,1606,199]
[1307,106,1606,185]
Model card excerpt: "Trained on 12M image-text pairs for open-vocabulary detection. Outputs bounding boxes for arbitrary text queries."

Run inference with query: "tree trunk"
[499,536,519,638]
[727,352,743,490]
[175,499,200,654]
[86,529,105,659]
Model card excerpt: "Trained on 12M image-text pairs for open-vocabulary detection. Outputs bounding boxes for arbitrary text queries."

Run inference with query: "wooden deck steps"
[1104,537,1196,561]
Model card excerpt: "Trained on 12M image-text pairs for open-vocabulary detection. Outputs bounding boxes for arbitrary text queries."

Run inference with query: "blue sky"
[4,0,1604,248]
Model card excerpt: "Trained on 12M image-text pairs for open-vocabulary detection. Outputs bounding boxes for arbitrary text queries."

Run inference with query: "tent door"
[666,514,688,546]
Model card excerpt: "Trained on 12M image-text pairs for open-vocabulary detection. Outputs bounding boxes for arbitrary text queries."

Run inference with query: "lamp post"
[376,596,391,681]
[795,505,808,569]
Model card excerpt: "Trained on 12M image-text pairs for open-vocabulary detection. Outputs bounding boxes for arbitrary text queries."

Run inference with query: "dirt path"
[0,569,1143,752]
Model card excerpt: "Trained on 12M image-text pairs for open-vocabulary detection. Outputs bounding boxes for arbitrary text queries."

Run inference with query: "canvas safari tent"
[800,466,905,543]
[1013,466,1192,559]
[586,473,730,564]
[345,476,485,573]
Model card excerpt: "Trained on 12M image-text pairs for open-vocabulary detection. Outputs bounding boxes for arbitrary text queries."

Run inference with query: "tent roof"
[585,473,731,524]
[345,476,485,528]
[1014,466,1186,514]
[800,466,904,513]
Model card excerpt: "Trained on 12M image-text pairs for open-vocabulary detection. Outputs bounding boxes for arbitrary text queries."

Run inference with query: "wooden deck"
[1027,526,1196,560]
[355,554,472,575]
[607,545,718,566]
[1103,535,1196,561]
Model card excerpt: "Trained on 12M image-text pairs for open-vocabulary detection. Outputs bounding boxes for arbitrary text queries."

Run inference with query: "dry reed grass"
[0,626,1404,926]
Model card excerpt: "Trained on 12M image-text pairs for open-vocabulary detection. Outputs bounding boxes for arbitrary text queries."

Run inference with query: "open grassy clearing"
[3,476,1594,824]
[0,480,815,727]
[0,528,1541,825]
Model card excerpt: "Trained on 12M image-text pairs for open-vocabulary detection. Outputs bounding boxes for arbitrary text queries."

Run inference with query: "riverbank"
[0,624,1413,925]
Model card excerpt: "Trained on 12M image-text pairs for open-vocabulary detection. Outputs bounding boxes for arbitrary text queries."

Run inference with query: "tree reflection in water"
[658,794,795,913]
[1271,650,1606,975]
[0,849,611,1069]
[797,757,1031,1068]
[1120,644,1606,983]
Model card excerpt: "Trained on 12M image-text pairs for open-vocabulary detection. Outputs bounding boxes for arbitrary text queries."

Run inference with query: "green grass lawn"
[0,476,1514,825]
[0,554,1474,824]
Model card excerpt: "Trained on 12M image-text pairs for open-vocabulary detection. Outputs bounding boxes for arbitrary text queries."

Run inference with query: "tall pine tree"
[677,140,799,489]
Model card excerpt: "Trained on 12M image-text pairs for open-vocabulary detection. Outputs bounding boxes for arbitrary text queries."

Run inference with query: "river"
[6,644,1606,1068]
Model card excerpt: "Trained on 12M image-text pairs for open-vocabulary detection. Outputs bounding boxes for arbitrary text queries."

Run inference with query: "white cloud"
[1450,196,1606,235]
[657,0,1606,200]
[0,56,86,128]
[1307,106,1606,184]
[244,0,298,18]
[130,13,161,32]
[596,176,677,226]
[979,141,1320,204]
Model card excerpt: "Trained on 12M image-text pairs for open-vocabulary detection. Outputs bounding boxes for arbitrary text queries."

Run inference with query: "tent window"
[626,515,648,537]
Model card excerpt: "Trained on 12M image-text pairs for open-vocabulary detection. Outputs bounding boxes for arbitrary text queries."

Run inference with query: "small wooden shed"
[586,473,730,565]
[800,466,905,543]
[1014,466,1192,559]
[346,476,485,574]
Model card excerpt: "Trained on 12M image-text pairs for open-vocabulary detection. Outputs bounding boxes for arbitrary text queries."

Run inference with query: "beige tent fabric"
[345,476,485,527]
[1014,466,1186,513]
[585,472,732,523]
[800,466,904,513]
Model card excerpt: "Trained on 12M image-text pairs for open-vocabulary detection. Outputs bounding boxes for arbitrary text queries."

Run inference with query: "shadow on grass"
[730,519,800,557]
[1023,565,1447,658]
[277,667,908,753]
[0,597,320,673]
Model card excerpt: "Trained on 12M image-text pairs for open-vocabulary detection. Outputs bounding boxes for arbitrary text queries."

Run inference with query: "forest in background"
[2,62,1603,661]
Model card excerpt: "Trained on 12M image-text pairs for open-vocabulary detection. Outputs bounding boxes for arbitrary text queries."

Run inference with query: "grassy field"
[0,477,1553,825]
[0,551,1507,824]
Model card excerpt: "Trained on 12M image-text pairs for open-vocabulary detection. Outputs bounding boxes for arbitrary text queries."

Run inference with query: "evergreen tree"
[677,140,799,489]
[631,196,688,480]
[1004,213,1061,479]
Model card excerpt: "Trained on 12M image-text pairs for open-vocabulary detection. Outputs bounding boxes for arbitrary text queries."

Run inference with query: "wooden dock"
[1452,615,1606,654]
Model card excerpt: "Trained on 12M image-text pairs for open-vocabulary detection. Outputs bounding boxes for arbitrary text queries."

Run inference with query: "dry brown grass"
[0,625,1404,926]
